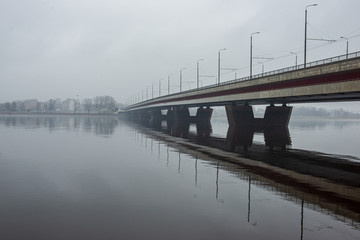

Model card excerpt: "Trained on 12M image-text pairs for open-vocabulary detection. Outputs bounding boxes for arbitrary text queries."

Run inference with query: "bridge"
[122,51,360,128]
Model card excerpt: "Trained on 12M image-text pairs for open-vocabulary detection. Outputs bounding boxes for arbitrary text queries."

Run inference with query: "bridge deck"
[124,52,360,111]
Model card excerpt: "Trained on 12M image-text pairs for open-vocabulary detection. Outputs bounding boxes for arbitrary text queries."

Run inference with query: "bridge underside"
[123,55,360,128]
[126,104,293,129]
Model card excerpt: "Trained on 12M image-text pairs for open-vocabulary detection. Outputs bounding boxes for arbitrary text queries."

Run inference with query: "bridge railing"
[218,51,360,87]
[126,51,360,109]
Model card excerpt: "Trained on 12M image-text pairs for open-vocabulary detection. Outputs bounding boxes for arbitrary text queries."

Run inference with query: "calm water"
[0,114,359,240]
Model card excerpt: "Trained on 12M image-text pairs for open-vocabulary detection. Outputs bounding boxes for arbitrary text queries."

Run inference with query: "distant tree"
[47,99,56,112]
[18,102,26,112]
[4,102,11,111]
[93,96,103,114]
[103,96,117,113]
[36,102,41,112]
[82,98,93,114]
[93,96,117,114]
[11,101,17,111]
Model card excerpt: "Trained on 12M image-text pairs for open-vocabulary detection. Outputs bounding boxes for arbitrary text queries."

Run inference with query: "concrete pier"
[264,105,293,127]
[225,105,256,127]
[149,109,162,128]
[174,106,190,123]
[138,110,149,125]
[195,106,213,125]
[225,104,292,127]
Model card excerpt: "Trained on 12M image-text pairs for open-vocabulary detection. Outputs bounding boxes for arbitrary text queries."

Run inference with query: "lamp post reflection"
[216,162,220,200]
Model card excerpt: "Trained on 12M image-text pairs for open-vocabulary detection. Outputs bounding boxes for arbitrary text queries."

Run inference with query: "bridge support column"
[138,110,149,125]
[149,109,162,128]
[225,105,256,127]
[174,106,190,123]
[130,111,138,122]
[264,105,292,127]
[225,104,292,127]
[166,108,175,127]
[196,106,213,125]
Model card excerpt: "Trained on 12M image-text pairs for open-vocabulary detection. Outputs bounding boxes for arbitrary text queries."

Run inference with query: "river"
[0,114,359,240]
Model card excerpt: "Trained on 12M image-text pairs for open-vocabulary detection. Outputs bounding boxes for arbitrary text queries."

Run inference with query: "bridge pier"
[149,109,162,128]
[264,104,293,127]
[196,106,213,125]
[166,106,190,126]
[174,106,190,123]
[225,105,257,127]
[129,111,138,122]
[166,106,213,127]
[138,110,149,125]
[225,104,292,127]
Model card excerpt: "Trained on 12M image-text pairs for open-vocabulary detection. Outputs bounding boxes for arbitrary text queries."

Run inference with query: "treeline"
[0,96,121,114]
[82,96,118,114]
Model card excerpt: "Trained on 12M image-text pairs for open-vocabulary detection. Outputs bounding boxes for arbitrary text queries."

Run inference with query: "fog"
[1,0,360,110]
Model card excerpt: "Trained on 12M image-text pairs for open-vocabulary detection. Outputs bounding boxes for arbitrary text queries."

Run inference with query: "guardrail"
[126,51,360,109]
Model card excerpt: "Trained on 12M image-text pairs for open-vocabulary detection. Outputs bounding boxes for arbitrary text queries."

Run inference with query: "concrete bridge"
[122,51,360,127]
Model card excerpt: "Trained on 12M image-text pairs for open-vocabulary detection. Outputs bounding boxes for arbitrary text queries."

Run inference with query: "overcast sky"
[1,0,360,110]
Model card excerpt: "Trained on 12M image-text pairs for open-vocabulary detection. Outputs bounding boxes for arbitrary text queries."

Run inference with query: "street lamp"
[258,62,265,75]
[231,69,237,80]
[180,68,186,92]
[159,79,162,97]
[152,83,154,99]
[304,4,318,67]
[290,52,298,69]
[250,32,260,79]
[340,36,349,59]
[197,59,204,89]
[218,48,226,85]
[168,74,172,95]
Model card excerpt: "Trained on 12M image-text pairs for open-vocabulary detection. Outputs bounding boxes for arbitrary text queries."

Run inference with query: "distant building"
[62,99,76,112]
[23,99,39,112]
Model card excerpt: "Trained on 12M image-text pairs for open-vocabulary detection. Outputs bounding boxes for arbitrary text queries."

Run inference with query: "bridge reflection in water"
[129,119,360,234]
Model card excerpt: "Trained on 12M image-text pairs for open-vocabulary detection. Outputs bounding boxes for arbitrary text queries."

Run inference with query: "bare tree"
[47,99,56,112]
[5,102,11,111]
[82,98,92,114]
[11,101,17,111]
[93,96,117,114]
[36,102,41,112]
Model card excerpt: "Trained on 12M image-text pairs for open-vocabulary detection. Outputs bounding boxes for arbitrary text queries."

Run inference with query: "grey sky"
[1,0,360,110]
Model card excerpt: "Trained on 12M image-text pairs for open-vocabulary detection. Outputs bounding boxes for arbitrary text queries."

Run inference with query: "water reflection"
[290,118,360,130]
[132,121,360,230]
[225,126,291,152]
[0,115,119,136]
[1,115,359,239]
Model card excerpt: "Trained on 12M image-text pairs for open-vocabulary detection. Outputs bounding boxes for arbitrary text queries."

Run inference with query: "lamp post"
[180,68,186,92]
[250,32,260,79]
[159,79,162,97]
[340,37,349,59]
[232,69,237,80]
[258,62,265,75]
[152,83,154,99]
[197,59,204,89]
[290,52,298,69]
[168,74,172,95]
[304,4,318,67]
[218,49,226,85]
